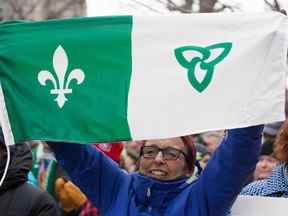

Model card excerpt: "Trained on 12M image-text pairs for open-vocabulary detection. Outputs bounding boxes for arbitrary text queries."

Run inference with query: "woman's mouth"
[150,169,168,177]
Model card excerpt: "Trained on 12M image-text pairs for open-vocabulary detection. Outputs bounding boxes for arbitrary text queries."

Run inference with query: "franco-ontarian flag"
[0,12,287,145]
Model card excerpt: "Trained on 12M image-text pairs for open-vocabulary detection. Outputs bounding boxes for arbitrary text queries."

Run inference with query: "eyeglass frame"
[140,145,188,161]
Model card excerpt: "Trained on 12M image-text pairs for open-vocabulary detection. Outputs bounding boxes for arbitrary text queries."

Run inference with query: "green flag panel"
[0,16,133,143]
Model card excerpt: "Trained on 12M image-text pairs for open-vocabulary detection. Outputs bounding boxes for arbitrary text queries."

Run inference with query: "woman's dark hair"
[180,136,196,174]
[274,120,288,163]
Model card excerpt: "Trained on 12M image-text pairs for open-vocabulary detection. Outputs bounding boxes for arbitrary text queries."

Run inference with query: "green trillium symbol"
[174,42,232,93]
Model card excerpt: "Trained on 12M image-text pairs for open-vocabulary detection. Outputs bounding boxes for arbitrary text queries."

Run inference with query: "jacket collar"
[132,172,193,210]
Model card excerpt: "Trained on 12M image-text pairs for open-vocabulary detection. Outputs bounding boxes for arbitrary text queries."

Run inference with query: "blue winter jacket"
[49,126,263,216]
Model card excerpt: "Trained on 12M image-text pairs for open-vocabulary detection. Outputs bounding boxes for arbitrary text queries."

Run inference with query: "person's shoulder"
[7,182,60,216]
[15,182,42,195]
[23,183,61,216]
[18,182,55,202]
[240,180,267,196]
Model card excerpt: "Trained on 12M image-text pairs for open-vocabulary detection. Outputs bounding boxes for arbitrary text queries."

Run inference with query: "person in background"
[195,143,212,170]
[253,140,279,181]
[0,132,61,216]
[95,142,124,164]
[25,140,43,186]
[262,121,282,145]
[201,130,224,154]
[47,125,263,216]
[199,152,212,170]
[241,120,288,197]
[27,140,87,216]
[120,141,141,173]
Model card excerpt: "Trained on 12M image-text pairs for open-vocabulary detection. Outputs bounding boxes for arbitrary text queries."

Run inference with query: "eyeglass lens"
[142,146,183,160]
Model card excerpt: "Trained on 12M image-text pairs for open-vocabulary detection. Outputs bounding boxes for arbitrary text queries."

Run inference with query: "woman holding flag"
[0,9,286,216]
[48,125,263,216]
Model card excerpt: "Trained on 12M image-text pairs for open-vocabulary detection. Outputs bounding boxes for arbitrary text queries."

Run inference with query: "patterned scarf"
[241,163,288,198]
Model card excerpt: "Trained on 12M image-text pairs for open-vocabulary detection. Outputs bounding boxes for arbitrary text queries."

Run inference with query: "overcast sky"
[87,0,288,16]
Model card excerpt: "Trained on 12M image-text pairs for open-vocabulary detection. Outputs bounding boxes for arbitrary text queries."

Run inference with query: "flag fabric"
[0,12,287,145]
[231,195,288,216]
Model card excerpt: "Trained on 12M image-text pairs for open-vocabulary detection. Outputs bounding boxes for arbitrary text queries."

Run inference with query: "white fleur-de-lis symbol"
[37,45,85,108]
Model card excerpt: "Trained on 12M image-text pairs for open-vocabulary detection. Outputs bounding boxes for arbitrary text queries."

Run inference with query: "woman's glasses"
[140,145,187,161]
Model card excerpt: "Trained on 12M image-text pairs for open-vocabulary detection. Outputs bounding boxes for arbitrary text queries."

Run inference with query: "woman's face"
[138,137,191,181]
[253,155,279,180]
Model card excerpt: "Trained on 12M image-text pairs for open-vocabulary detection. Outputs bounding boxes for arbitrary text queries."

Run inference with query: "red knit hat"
[94,142,124,163]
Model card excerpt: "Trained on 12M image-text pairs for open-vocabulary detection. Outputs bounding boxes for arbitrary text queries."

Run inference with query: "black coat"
[0,143,61,216]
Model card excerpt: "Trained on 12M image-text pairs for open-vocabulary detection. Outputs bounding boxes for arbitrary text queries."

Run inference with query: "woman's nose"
[154,151,165,162]
[259,160,268,168]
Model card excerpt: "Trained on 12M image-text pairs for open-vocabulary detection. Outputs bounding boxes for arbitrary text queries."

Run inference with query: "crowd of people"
[1,118,288,215]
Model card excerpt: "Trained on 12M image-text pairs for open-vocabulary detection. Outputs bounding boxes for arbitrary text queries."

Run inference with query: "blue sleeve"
[198,125,263,215]
[47,142,128,213]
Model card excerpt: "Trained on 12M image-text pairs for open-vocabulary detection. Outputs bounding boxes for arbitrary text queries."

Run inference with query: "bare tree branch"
[155,0,168,6]
[3,0,86,21]
[129,0,164,14]
[167,0,194,13]
[9,0,24,18]
[166,0,234,13]
[45,0,85,19]
[56,0,84,15]
[43,0,53,19]
[264,0,281,12]
[214,3,236,12]
[0,7,3,20]
[264,0,274,9]
[6,0,39,19]
[25,1,38,17]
